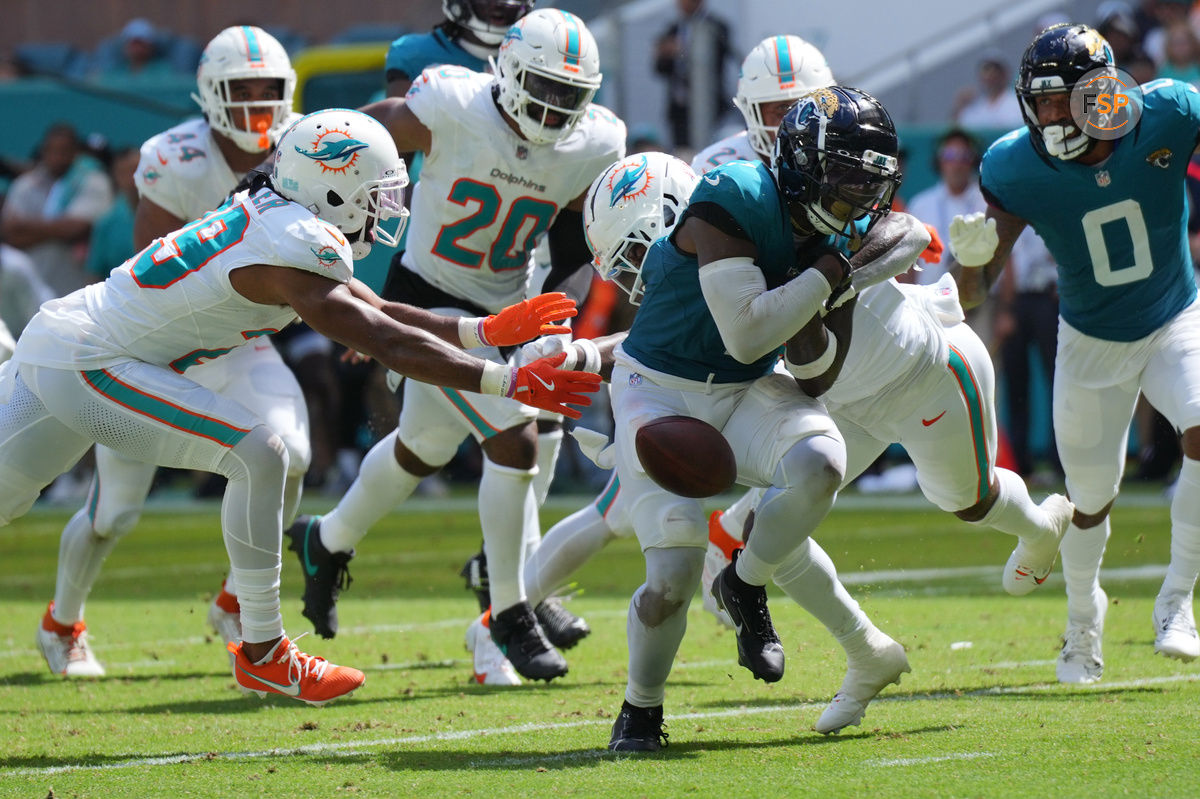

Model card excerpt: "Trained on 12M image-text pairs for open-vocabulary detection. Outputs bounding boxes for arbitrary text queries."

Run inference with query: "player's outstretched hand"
[512,352,602,420]
[948,212,998,267]
[920,223,944,264]
[482,292,578,346]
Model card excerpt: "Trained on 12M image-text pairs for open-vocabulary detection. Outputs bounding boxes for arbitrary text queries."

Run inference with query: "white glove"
[570,427,615,470]
[948,212,999,267]
[519,335,602,373]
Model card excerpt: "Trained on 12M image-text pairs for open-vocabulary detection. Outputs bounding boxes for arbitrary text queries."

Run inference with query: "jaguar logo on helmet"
[294,128,369,175]
[812,88,840,117]
[607,156,652,207]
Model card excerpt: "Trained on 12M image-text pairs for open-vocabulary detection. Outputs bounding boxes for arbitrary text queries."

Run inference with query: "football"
[634,415,737,498]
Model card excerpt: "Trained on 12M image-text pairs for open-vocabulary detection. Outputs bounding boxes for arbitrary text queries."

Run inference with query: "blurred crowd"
[1,1,1197,505]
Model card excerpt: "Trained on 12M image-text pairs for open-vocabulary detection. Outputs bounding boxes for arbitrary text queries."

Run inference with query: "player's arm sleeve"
[699,256,834,364]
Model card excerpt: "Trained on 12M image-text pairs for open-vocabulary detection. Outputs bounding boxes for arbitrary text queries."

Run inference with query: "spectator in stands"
[905,128,985,286]
[0,123,113,297]
[952,49,1024,131]
[85,146,138,280]
[1097,2,1147,65]
[1144,0,1193,66]
[653,0,734,152]
[93,18,176,82]
[1157,21,1200,85]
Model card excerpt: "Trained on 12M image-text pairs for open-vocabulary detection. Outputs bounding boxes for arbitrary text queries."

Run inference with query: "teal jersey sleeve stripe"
[594,473,620,517]
[82,369,251,448]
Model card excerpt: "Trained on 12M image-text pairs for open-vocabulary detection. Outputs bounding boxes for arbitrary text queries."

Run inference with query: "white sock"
[320,430,424,554]
[1164,457,1200,598]
[1060,518,1110,624]
[230,566,283,644]
[971,468,1053,542]
[524,503,614,606]
[773,538,869,645]
[624,547,703,708]
[52,509,118,625]
[479,457,537,612]
[532,428,563,507]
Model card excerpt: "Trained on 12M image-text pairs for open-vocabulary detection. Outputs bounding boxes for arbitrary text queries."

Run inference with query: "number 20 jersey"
[401,66,625,312]
[981,78,1200,342]
[13,186,353,373]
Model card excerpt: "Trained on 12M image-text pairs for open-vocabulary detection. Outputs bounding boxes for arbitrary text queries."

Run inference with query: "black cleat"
[284,515,353,640]
[490,601,568,682]
[710,549,785,682]
[608,701,668,752]
[459,548,490,613]
[535,596,591,650]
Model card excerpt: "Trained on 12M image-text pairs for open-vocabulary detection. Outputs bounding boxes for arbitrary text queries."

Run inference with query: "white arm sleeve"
[698,256,833,364]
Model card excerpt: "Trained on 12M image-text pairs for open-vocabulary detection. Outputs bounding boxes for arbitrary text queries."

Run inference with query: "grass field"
[1,486,1197,798]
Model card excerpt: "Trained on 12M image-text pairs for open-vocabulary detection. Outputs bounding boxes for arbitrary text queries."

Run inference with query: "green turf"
[1,487,1196,798]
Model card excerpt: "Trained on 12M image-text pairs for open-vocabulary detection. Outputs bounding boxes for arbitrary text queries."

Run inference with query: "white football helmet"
[493,9,602,145]
[583,152,698,305]
[733,35,834,161]
[273,109,409,260]
[193,26,296,154]
[443,0,536,47]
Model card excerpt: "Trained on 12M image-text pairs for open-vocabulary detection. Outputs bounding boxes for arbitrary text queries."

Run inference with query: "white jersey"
[13,186,352,373]
[402,66,625,312]
[691,131,757,174]
[822,279,951,425]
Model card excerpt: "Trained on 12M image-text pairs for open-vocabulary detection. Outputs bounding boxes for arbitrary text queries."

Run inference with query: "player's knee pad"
[91,505,142,540]
[774,434,845,503]
[638,546,705,626]
[281,431,311,478]
[399,425,461,469]
[218,425,288,486]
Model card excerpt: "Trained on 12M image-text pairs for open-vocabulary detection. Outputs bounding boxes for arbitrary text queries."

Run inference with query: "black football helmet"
[1017,23,1117,160]
[443,0,535,47]
[773,86,901,239]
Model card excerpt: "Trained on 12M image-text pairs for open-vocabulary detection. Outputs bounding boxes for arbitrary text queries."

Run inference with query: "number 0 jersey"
[13,186,352,373]
[401,66,625,312]
[982,78,1200,341]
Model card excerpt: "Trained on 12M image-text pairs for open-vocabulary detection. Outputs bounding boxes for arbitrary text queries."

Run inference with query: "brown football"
[634,415,737,498]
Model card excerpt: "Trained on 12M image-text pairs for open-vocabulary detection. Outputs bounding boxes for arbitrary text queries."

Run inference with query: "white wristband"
[459,316,488,349]
[784,329,838,379]
[479,360,517,397]
[572,338,603,373]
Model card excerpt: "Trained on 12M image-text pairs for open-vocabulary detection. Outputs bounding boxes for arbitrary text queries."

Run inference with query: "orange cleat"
[228,635,364,706]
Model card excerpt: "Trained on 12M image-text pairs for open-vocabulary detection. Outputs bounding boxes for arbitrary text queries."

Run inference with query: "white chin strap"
[1042,124,1089,160]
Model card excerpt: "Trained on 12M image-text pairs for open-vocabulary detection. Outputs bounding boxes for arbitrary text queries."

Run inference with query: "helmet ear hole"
[326,190,344,207]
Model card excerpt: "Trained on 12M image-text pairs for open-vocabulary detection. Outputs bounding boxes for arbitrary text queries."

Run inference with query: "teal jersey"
[982,78,1200,341]
[623,160,856,383]
[385,29,488,82]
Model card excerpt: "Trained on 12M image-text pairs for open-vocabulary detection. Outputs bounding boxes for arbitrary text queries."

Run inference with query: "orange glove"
[510,353,602,420]
[920,223,944,264]
[477,292,578,347]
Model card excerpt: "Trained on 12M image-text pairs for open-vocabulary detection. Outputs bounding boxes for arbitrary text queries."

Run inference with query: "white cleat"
[1057,596,1106,684]
[815,630,910,734]
[1003,493,1073,596]
[701,511,737,629]
[37,609,105,678]
[1153,593,1200,662]
[465,613,521,686]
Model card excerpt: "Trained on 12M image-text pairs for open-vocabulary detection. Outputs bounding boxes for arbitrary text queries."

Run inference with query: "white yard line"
[6,673,1198,778]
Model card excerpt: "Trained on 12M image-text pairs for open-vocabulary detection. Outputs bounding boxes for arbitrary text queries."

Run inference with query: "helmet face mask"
[1017,23,1116,160]
[443,0,535,47]
[493,9,601,145]
[734,35,835,161]
[193,26,296,154]
[273,110,410,260]
[583,152,698,305]
[773,86,901,239]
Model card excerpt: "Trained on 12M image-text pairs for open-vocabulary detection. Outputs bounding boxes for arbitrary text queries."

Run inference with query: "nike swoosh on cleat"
[302,518,319,577]
[922,411,947,426]
[236,664,301,696]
